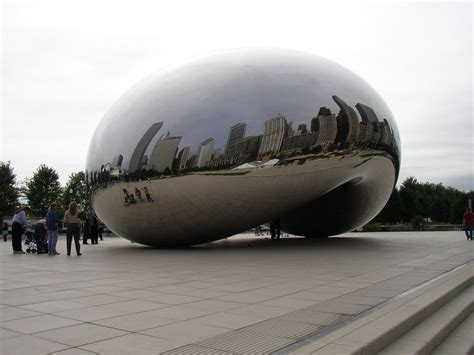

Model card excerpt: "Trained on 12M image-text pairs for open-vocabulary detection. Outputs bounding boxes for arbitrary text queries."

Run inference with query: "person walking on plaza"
[143,186,154,202]
[2,222,8,242]
[463,208,473,240]
[11,207,29,254]
[46,202,60,255]
[64,201,82,256]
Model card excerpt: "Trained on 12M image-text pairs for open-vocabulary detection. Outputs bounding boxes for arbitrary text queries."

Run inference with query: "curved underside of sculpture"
[92,151,395,247]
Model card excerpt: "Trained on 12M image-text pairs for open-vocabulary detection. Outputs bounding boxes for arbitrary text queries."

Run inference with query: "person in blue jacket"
[45,202,60,255]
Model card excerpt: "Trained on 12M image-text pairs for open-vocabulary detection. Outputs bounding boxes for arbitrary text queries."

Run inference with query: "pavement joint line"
[272,261,471,354]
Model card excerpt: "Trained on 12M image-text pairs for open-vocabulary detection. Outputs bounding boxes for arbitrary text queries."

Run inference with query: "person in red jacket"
[463,208,474,240]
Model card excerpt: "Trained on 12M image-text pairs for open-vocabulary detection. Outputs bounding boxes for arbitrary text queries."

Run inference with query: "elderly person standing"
[64,201,82,256]
[46,202,60,255]
[11,207,29,254]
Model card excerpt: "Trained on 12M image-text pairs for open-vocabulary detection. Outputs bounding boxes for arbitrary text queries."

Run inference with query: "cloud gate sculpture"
[86,48,401,247]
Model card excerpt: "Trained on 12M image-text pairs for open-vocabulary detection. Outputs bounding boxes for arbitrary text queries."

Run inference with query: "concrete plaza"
[0,231,472,354]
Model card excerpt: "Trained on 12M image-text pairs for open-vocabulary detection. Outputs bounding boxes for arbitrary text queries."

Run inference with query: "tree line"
[0,162,90,224]
[0,161,472,227]
[373,177,473,225]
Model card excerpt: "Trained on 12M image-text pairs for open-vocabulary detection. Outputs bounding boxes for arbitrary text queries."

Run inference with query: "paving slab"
[34,323,127,347]
[0,231,472,354]
[79,333,184,354]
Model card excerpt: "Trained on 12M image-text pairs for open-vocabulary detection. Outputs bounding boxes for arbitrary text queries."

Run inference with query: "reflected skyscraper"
[333,95,360,147]
[111,154,123,169]
[194,137,215,168]
[225,123,246,156]
[356,102,379,143]
[258,114,289,157]
[128,122,163,172]
[356,103,379,123]
[312,107,337,148]
[176,146,191,171]
[296,124,307,135]
[146,134,182,172]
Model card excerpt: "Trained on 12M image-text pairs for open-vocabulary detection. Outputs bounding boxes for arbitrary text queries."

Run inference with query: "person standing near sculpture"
[89,212,99,244]
[64,201,82,256]
[11,207,29,254]
[34,219,48,254]
[82,211,90,244]
[46,202,60,255]
[463,208,473,240]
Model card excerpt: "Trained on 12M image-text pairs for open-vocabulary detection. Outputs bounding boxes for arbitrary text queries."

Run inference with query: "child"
[25,224,34,245]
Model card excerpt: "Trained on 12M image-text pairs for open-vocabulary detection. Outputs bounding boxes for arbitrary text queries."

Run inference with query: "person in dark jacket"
[83,211,90,244]
[34,219,48,254]
[89,212,99,244]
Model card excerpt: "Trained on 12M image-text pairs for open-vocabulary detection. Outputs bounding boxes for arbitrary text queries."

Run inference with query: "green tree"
[0,161,20,225]
[25,165,62,217]
[378,188,404,223]
[399,177,423,221]
[61,171,91,213]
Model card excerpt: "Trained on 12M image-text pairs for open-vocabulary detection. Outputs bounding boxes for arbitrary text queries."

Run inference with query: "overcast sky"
[1,0,472,191]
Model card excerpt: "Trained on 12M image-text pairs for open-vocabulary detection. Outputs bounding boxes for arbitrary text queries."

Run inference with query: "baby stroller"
[26,241,37,253]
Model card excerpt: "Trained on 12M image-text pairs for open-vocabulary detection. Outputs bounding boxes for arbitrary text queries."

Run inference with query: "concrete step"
[288,263,473,354]
[378,285,473,354]
[431,312,474,355]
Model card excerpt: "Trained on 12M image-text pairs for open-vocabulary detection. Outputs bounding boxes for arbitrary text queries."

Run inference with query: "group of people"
[122,186,154,206]
[8,201,106,256]
[82,211,103,245]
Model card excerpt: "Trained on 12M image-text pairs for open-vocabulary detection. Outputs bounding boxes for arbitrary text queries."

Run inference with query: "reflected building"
[381,119,393,146]
[258,114,289,158]
[333,95,360,147]
[236,135,262,161]
[311,107,337,148]
[145,133,182,172]
[225,123,246,156]
[111,154,123,169]
[128,122,163,173]
[194,137,215,168]
[176,146,191,171]
[281,132,318,154]
[356,103,379,144]
[296,124,307,135]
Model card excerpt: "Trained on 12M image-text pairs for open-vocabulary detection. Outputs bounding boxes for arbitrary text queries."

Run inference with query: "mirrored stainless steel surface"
[86,48,401,247]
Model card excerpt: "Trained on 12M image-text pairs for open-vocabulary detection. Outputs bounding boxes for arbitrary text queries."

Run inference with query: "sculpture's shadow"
[111,233,381,253]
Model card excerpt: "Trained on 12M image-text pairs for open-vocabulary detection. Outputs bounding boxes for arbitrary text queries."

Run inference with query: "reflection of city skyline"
[90,95,398,183]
